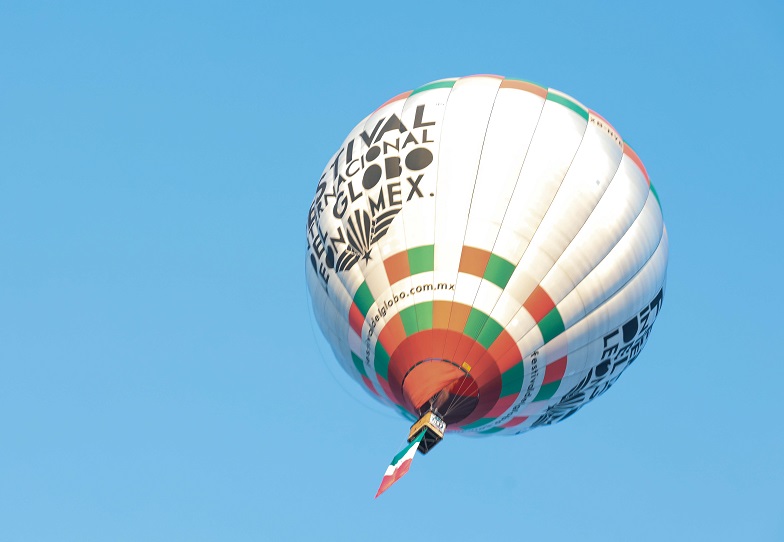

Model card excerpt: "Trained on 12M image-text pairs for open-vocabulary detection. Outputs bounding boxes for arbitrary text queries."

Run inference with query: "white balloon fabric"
[306,75,667,435]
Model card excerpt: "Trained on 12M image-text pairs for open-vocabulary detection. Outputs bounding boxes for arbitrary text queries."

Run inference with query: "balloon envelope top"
[306,75,667,436]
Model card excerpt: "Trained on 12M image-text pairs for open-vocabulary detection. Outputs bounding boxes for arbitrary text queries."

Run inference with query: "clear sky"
[1,1,783,540]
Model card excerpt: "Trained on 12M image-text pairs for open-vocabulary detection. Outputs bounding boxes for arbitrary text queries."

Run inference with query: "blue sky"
[1,1,782,540]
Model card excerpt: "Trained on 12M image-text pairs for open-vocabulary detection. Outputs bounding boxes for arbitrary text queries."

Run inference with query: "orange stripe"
[386,329,502,417]
[523,285,556,323]
[499,79,548,98]
[432,300,453,329]
[484,394,517,418]
[589,109,616,131]
[439,303,474,362]
[451,336,486,367]
[474,346,520,377]
[486,328,517,361]
[458,246,490,277]
[387,330,452,406]
[378,314,407,354]
[384,250,411,285]
[542,356,567,385]
[464,73,504,79]
[501,416,528,428]
[387,338,415,390]
[446,303,472,333]
[406,336,436,368]
[403,361,466,411]
[487,330,521,373]
[459,324,512,376]
[349,303,364,336]
[623,143,650,185]
[372,90,412,114]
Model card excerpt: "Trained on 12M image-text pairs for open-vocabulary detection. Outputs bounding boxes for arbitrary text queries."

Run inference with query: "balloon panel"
[306,75,667,435]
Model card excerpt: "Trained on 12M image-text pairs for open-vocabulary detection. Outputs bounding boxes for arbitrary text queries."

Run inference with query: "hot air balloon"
[305,75,667,491]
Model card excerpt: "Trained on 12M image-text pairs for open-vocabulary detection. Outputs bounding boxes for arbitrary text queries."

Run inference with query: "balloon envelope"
[306,75,667,435]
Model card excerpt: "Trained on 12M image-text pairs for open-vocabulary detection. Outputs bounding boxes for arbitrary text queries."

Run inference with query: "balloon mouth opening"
[401,359,479,426]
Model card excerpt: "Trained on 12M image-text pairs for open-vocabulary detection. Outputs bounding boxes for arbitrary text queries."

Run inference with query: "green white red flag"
[375,431,426,498]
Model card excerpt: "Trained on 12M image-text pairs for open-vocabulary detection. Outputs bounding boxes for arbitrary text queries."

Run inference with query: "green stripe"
[650,182,662,209]
[533,380,560,402]
[538,308,565,344]
[476,317,504,350]
[505,77,544,88]
[483,254,515,288]
[463,307,506,349]
[546,91,589,121]
[396,406,416,422]
[461,417,494,430]
[400,301,433,336]
[374,342,390,380]
[415,301,433,332]
[463,308,488,340]
[410,79,456,95]
[390,436,418,465]
[351,352,367,377]
[353,282,374,316]
[478,426,504,434]
[399,305,419,336]
[408,245,434,274]
[500,362,525,397]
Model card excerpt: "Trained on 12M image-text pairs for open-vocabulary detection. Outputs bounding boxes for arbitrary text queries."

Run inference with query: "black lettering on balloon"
[348,182,363,202]
[649,289,663,314]
[383,139,399,154]
[401,132,419,149]
[333,191,348,218]
[406,174,424,201]
[387,182,402,206]
[319,261,329,284]
[330,148,344,180]
[311,234,325,258]
[368,188,386,215]
[385,157,402,180]
[362,164,383,189]
[336,174,350,194]
[366,146,380,162]
[325,246,335,269]
[622,317,638,342]
[373,114,408,143]
[345,160,360,177]
[526,287,665,429]
[413,104,435,128]
[309,103,441,286]
[406,147,433,171]
[360,119,384,146]
[328,227,345,248]
[345,139,355,162]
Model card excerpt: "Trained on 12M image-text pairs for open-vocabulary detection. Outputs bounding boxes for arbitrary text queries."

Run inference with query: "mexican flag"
[375,430,426,498]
